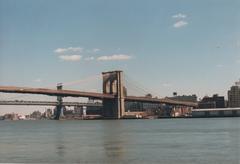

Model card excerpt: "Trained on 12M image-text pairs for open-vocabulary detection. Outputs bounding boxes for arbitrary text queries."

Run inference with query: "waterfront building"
[44,109,53,118]
[228,80,240,107]
[86,106,102,115]
[18,115,26,120]
[25,115,30,120]
[30,111,42,119]
[3,113,19,120]
[63,108,74,115]
[74,106,83,115]
[125,101,160,113]
[198,94,225,108]
[167,94,197,102]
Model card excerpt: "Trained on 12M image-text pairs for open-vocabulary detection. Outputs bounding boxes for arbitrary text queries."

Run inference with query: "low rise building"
[198,94,225,108]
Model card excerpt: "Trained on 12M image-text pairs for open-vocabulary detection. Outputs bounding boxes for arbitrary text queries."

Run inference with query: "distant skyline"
[0,0,240,114]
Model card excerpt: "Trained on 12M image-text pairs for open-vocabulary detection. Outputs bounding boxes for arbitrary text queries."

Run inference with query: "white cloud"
[54,47,83,54]
[97,54,132,61]
[34,78,42,82]
[173,20,188,28]
[59,55,82,61]
[172,13,187,19]
[236,59,240,64]
[93,48,100,52]
[84,56,95,61]
[162,83,172,87]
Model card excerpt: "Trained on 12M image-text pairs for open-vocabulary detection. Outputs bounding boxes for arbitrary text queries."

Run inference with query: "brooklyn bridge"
[0,70,197,119]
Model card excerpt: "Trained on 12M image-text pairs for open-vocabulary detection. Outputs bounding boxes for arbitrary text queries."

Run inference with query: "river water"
[0,118,239,163]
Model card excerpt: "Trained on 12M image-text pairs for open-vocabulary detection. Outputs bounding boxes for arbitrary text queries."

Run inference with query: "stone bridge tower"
[102,70,125,119]
[54,83,65,120]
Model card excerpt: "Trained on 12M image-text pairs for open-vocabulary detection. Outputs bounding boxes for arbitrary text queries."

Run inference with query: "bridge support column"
[102,71,125,119]
[54,83,64,120]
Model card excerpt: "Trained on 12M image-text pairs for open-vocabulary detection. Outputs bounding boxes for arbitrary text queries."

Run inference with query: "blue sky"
[0,0,240,114]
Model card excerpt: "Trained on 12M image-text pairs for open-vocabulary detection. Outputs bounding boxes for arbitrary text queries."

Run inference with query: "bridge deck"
[0,100,102,106]
[0,86,114,99]
[192,108,240,112]
[125,96,197,107]
[0,86,197,107]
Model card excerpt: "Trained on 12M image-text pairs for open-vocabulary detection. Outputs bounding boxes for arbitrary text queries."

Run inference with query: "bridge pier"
[54,83,65,120]
[102,71,125,119]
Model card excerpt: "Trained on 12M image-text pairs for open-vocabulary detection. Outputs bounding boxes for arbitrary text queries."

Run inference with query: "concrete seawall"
[192,108,240,117]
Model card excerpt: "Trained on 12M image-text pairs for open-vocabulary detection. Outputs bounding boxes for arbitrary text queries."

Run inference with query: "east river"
[0,118,239,163]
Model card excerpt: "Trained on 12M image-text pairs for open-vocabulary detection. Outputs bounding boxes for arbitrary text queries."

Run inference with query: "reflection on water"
[0,118,239,163]
[102,121,125,161]
[55,134,66,158]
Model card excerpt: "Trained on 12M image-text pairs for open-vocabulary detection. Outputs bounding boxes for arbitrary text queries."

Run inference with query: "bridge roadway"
[0,86,197,107]
[0,100,102,107]
[125,96,197,107]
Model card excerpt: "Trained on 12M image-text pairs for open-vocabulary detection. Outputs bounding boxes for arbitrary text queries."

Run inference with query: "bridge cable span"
[124,80,149,96]
[61,74,101,87]
[43,74,101,89]
[0,74,102,101]
[124,73,161,98]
